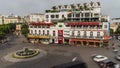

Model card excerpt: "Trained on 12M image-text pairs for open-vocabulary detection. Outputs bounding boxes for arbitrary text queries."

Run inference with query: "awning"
[70,38,109,43]
[66,22,100,26]
[29,22,54,26]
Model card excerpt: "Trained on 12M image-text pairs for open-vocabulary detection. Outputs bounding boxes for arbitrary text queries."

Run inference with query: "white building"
[110,18,120,32]
[28,2,110,47]
[24,13,44,24]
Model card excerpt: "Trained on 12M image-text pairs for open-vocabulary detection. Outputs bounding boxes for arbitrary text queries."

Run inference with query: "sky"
[0,0,120,18]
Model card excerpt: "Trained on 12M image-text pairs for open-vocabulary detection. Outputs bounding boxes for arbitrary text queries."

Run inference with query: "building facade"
[0,15,22,25]
[110,18,120,32]
[28,2,110,47]
[24,13,44,24]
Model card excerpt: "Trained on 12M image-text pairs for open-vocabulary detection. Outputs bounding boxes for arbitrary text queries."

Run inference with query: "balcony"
[28,34,50,39]
[70,35,103,40]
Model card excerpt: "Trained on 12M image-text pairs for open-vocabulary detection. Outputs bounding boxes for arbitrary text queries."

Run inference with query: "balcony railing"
[28,34,50,38]
[70,35,103,39]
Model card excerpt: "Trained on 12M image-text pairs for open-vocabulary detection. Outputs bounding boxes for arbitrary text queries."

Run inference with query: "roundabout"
[12,48,40,59]
[3,48,47,62]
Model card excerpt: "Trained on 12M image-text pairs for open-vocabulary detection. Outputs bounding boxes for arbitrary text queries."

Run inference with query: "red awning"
[70,38,109,43]
[66,22,100,26]
[29,22,54,26]
[104,36,110,39]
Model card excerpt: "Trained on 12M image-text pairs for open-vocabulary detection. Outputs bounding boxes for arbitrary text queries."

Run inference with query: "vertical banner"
[108,22,110,36]
[58,30,64,44]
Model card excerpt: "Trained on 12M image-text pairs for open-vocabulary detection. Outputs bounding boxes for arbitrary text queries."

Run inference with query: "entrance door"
[52,39,55,43]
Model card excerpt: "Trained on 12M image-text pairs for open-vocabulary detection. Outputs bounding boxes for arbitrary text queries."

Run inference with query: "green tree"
[0,31,5,40]
[110,28,114,36]
[115,25,120,34]
[21,24,29,37]
[8,23,16,32]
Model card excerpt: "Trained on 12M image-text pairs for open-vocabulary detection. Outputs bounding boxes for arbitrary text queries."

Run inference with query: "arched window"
[90,31,93,37]
[72,31,74,36]
[47,30,49,35]
[84,31,87,37]
[97,31,100,37]
[31,30,33,34]
[78,31,80,36]
[53,31,55,36]
[39,30,41,34]
[35,30,37,34]
[43,30,45,35]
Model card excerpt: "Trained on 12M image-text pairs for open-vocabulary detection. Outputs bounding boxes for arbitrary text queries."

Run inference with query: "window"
[104,25,107,28]
[67,14,72,17]
[42,26,45,28]
[78,31,80,36]
[30,26,33,28]
[34,26,37,28]
[38,26,41,28]
[43,30,45,35]
[85,13,90,17]
[84,31,86,37]
[62,15,64,18]
[39,30,41,34]
[47,30,49,35]
[76,13,80,17]
[81,13,84,17]
[90,31,93,37]
[97,32,100,37]
[51,15,54,18]
[35,30,37,34]
[31,30,33,34]
[53,31,55,36]
[72,31,74,36]
[91,13,93,17]
[56,15,59,18]
[46,15,49,18]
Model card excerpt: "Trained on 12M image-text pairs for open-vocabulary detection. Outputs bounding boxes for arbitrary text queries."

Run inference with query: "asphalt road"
[0,34,120,68]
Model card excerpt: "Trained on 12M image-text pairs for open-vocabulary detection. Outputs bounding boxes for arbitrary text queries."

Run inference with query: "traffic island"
[3,48,47,62]
[12,47,40,59]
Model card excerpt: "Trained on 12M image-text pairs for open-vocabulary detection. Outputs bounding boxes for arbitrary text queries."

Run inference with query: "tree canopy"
[0,23,16,40]
[115,25,120,34]
[21,24,29,37]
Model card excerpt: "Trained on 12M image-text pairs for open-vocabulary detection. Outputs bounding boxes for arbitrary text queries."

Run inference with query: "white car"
[92,55,108,62]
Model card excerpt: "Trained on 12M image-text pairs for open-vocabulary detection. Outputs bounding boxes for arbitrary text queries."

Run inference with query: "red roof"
[66,22,100,26]
[29,22,54,26]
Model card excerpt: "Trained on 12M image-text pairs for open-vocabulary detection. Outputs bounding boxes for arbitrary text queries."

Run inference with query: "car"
[113,49,119,53]
[115,55,120,61]
[98,59,119,68]
[92,54,108,62]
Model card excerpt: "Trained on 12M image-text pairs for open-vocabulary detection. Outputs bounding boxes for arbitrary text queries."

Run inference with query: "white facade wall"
[29,14,44,22]
[45,12,68,23]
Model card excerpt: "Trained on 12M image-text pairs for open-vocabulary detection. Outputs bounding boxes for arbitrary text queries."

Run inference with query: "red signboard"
[58,30,64,44]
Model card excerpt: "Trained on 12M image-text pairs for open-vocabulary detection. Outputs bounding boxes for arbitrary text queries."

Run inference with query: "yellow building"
[15,23,22,35]
[0,15,21,25]
[110,18,120,32]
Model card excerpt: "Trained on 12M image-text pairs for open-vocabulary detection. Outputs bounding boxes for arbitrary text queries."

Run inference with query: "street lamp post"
[100,37,103,47]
